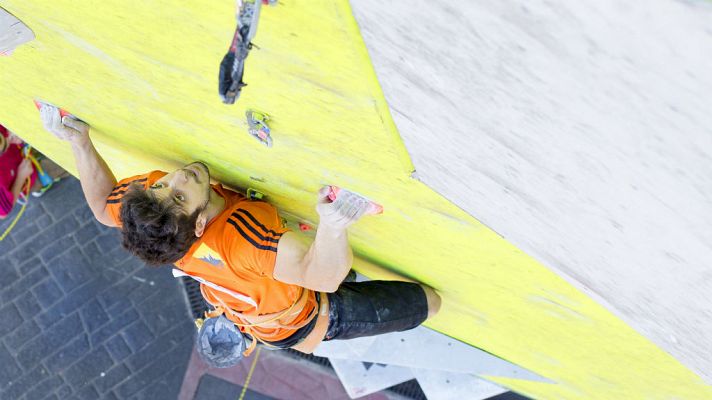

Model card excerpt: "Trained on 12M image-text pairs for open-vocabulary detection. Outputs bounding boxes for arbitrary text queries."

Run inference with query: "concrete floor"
[351,0,712,383]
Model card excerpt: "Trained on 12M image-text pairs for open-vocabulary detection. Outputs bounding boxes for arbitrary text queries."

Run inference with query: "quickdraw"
[219,0,264,104]
[245,110,272,147]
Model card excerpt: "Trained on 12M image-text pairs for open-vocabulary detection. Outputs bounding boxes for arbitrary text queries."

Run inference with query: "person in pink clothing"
[0,124,38,218]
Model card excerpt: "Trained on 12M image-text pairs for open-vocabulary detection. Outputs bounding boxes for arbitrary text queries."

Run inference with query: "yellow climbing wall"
[0,1,709,399]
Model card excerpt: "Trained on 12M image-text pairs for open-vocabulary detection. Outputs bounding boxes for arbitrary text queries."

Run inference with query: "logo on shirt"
[193,243,225,268]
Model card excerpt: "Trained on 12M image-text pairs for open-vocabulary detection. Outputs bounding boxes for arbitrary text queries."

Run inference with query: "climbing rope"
[0,145,52,242]
[0,177,30,242]
[238,346,262,400]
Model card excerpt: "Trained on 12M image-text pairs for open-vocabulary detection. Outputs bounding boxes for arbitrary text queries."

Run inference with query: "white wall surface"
[351,0,712,383]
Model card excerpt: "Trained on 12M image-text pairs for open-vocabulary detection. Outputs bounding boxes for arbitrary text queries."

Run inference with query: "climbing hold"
[246,109,273,147]
[328,186,384,215]
[33,100,74,119]
[246,188,264,200]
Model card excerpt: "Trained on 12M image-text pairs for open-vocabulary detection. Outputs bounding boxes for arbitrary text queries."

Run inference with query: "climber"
[40,104,441,356]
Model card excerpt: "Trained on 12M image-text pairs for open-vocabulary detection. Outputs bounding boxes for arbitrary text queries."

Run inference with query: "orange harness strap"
[201,286,319,356]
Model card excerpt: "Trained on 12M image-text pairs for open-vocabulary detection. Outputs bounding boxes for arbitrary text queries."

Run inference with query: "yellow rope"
[0,178,30,242]
[230,295,300,327]
[0,201,27,242]
[209,286,308,328]
[238,346,262,400]
[1,145,39,242]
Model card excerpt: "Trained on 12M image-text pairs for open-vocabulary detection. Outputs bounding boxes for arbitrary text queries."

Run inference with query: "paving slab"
[179,346,398,400]
[194,374,274,400]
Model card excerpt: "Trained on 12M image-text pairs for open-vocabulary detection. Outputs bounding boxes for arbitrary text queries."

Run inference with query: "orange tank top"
[107,171,317,343]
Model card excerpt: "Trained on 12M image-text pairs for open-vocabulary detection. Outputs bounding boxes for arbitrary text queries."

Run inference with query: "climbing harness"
[219,0,264,104]
[177,267,318,359]
[173,269,258,308]
[201,283,318,356]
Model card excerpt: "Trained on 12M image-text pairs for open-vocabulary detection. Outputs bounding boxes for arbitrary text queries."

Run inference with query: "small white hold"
[100,372,106,377]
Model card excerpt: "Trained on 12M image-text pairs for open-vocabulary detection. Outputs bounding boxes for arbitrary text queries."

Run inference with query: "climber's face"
[148,162,212,215]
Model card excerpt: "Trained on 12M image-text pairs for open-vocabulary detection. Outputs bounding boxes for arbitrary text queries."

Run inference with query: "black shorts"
[324,280,428,341]
[264,281,428,348]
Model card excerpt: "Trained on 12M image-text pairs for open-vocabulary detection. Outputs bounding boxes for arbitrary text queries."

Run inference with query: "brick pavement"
[0,178,195,400]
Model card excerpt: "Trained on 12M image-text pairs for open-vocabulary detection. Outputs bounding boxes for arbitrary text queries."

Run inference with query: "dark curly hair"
[119,184,202,266]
